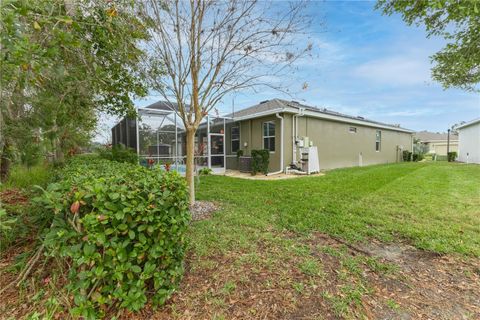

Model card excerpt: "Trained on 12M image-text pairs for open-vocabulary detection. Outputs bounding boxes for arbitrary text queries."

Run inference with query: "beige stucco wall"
[236,115,282,172]
[294,116,412,170]
[234,113,412,172]
[426,141,458,156]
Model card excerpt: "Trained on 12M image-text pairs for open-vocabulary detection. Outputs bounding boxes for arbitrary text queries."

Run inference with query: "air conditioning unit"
[299,146,319,174]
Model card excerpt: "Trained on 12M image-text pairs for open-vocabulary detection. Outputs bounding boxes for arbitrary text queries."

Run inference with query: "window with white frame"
[349,126,357,133]
[263,121,275,152]
[231,125,240,153]
[375,130,381,151]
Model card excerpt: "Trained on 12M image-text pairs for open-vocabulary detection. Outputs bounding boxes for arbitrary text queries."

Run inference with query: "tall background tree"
[376,0,480,92]
[0,0,150,181]
[141,0,311,203]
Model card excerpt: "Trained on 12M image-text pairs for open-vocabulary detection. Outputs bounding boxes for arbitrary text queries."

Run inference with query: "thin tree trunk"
[185,128,196,204]
[53,136,64,164]
[0,141,11,183]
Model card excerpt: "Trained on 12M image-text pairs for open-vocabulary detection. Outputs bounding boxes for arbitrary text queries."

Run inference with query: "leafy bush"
[447,151,457,162]
[98,144,138,164]
[0,207,16,239]
[37,157,190,317]
[198,167,213,175]
[402,150,412,162]
[412,153,424,162]
[251,149,270,175]
[20,142,43,167]
[236,149,244,158]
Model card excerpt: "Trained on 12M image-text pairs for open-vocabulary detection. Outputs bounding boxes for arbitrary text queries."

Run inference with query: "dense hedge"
[251,149,270,175]
[37,157,190,318]
[412,153,424,162]
[447,151,457,162]
[97,144,138,164]
[402,150,412,162]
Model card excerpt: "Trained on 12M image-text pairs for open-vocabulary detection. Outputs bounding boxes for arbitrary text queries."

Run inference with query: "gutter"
[268,113,284,175]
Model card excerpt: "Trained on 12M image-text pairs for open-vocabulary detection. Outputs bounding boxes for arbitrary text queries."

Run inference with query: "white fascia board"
[232,108,288,121]
[457,118,480,129]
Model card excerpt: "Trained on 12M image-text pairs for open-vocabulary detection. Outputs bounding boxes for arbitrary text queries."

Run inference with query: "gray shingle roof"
[140,99,411,132]
[228,99,410,131]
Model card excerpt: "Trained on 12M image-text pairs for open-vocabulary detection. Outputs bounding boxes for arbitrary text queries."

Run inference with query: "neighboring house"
[457,118,480,164]
[112,99,414,173]
[414,131,459,156]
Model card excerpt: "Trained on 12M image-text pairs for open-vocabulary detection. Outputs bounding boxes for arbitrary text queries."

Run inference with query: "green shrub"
[37,157,190,317]
[402,150,412,162]
[236,149,244,158]
[97,144,138,164]
[198,167,213,175]
[447,151,457,162]
[0,206,16,240]
[251,149,270,175]
[412,153,424,162]
[20,142,43,167]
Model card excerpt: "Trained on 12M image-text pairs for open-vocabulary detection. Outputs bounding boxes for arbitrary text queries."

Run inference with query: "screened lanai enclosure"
[111,101,238,174]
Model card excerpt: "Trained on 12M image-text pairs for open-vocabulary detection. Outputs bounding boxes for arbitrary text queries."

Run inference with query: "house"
[414,131,459,156]
[224,99,413,172]
[112,99,414,173]
[456,118,480,164]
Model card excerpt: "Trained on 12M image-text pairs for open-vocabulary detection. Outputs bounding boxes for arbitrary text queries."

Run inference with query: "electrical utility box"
[299,146,320,174]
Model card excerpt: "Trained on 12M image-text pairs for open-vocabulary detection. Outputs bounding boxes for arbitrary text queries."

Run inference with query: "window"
[231,125,240,153]
[263,121,275,152]
[349,126,357,133]
[375,130,381,151]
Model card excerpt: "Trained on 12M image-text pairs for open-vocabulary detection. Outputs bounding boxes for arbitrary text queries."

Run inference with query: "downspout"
[292,108,305,166]
[268,113,284,175]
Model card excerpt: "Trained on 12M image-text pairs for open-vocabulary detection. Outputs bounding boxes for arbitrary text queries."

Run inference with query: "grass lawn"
[146,162,480,319]
[194,162,480,257]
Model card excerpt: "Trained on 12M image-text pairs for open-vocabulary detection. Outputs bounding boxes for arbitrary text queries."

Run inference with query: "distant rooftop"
[414,130,458,142]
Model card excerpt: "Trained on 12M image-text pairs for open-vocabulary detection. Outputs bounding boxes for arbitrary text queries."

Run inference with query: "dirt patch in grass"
[190,200,219,221]
[0,188,29,206]
[360,240,480,320]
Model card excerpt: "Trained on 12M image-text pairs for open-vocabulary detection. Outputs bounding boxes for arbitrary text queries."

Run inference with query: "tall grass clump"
[1,164,52,190]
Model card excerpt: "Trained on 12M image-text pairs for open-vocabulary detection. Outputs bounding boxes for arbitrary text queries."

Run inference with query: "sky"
[96,0,479,142]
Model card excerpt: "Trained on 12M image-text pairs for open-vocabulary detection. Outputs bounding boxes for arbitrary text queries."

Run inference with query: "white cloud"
[352,55,432,86]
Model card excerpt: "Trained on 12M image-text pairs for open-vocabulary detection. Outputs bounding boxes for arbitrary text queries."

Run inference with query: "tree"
[376,0,480,92]
[0,0,150,180]
[141,0,311,203]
